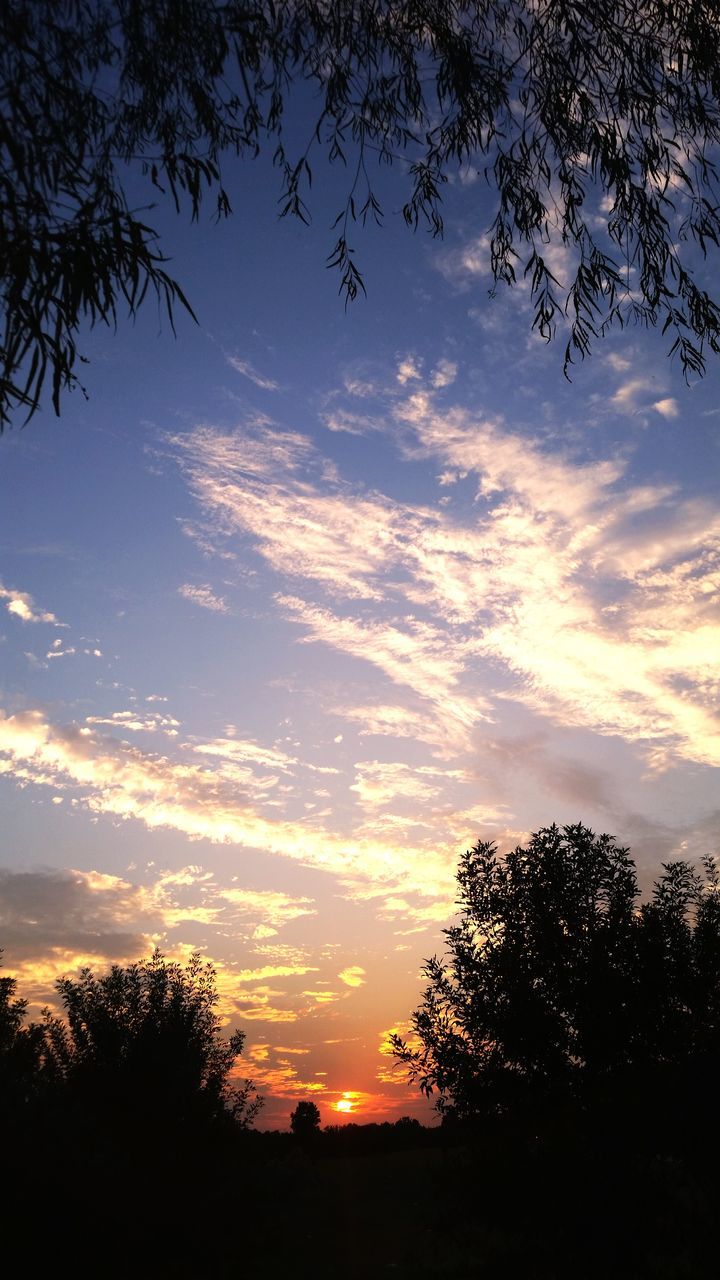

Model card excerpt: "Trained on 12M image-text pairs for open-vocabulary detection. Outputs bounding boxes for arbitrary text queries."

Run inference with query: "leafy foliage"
[392,824,720,1120]
[4,1,720,426]
[0,952,46,1114]
[44,950,262,1129]
[290,1098,322,1138]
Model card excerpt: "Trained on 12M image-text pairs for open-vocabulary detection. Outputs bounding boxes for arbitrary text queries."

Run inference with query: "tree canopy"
[43,950,263,1129]
[290,1098,322,1139]
[391,824,720,1121]
[0,953,46,1116]
[4,0,720,427]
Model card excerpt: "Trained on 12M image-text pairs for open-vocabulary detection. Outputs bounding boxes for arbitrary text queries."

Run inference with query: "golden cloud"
[167,406,719,768]
[338,965,366,988]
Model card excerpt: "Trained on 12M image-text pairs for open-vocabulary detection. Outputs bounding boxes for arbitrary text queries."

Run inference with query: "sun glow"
[334,1091,359,1114]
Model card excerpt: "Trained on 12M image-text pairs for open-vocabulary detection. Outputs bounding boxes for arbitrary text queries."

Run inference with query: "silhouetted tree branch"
[4,1,720,426]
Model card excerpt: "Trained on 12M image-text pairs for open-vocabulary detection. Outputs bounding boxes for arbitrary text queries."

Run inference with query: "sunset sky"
[1,136,718,1128]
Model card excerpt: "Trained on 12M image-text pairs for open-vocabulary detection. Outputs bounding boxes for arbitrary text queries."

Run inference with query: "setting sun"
[334,1093,358,1115]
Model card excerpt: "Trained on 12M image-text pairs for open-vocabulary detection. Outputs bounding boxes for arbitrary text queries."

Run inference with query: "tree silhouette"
[290,1099,321,1139]
[391,824,720,1122]
[0,952,45,1119]
[45,950,262,1131]
[5,1,720,426]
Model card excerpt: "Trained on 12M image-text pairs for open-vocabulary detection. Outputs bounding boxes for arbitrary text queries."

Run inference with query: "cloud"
[187,737,298,772]
[218,886,316,931]
[0,864,214,1005]
[235,1002,300,1023]
[610,381,678,418]
[0,860,322,1021]
[178,583,230,613]
[86,711,180,735]
[322,408,384,435]
[396,357,422,385]
[233,964,319,983]
[348,757,456,808]
[435,234,492,286]
[0,583,64,626]
[241,1042,327,1093]
[280,597,483,716]
[0,709,462,919]
[431,359,458,389]
[605,352,631,372]
[226,356,280,391]
[477,733,615,811]
[331,702,464,756]
[166,405,720,773]
[338,965,366,988]
[47,641,76,659]
[302,988,340,1004]
[24,652,48,670]
[0,867,155,969]
[652,398,679,419]
[3,376,717,944]
[375,1021,426,1084]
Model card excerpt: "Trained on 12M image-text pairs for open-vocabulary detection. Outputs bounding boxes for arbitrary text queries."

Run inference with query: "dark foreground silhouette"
[4,1099,719,1279]
[3,825,720,1277]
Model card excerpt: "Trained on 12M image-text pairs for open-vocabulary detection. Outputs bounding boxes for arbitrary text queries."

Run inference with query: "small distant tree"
[47,950,262,1131]
[391,824,720,1122]
[290,1099,321,1139]
[394,1115,421,1131]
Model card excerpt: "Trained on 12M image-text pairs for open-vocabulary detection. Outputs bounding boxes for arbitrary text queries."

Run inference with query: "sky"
[1,130,719,1129]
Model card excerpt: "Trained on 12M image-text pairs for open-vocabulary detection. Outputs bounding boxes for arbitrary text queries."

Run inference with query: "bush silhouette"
[45,949,262,1134]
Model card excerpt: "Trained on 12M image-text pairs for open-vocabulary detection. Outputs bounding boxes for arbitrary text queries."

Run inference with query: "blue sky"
[1,139,718,1127]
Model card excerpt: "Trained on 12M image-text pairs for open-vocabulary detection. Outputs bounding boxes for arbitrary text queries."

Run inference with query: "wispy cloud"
[86,710,180,735]
[0,708,464,920]
[609,379,678,419]
[434,234,492,287]
[178,583,230,613]
[431,359,458,388]
[233,964,319,983]
[226,355,281,391]
[219,886,316,936]
[168,384,719,771]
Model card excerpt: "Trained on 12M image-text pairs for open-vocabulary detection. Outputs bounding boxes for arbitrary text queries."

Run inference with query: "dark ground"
[4,1086,719,1280]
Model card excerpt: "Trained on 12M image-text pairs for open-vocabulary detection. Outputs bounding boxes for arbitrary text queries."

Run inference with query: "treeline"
[4,825,720,1277]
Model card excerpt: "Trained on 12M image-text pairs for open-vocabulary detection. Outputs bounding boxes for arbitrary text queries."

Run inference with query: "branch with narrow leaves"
[6,0,720,425]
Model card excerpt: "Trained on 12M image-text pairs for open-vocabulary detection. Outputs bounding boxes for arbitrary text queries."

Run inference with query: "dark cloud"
[477,732,615,811]
[620,809,720,891]
[0,867,151,964]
